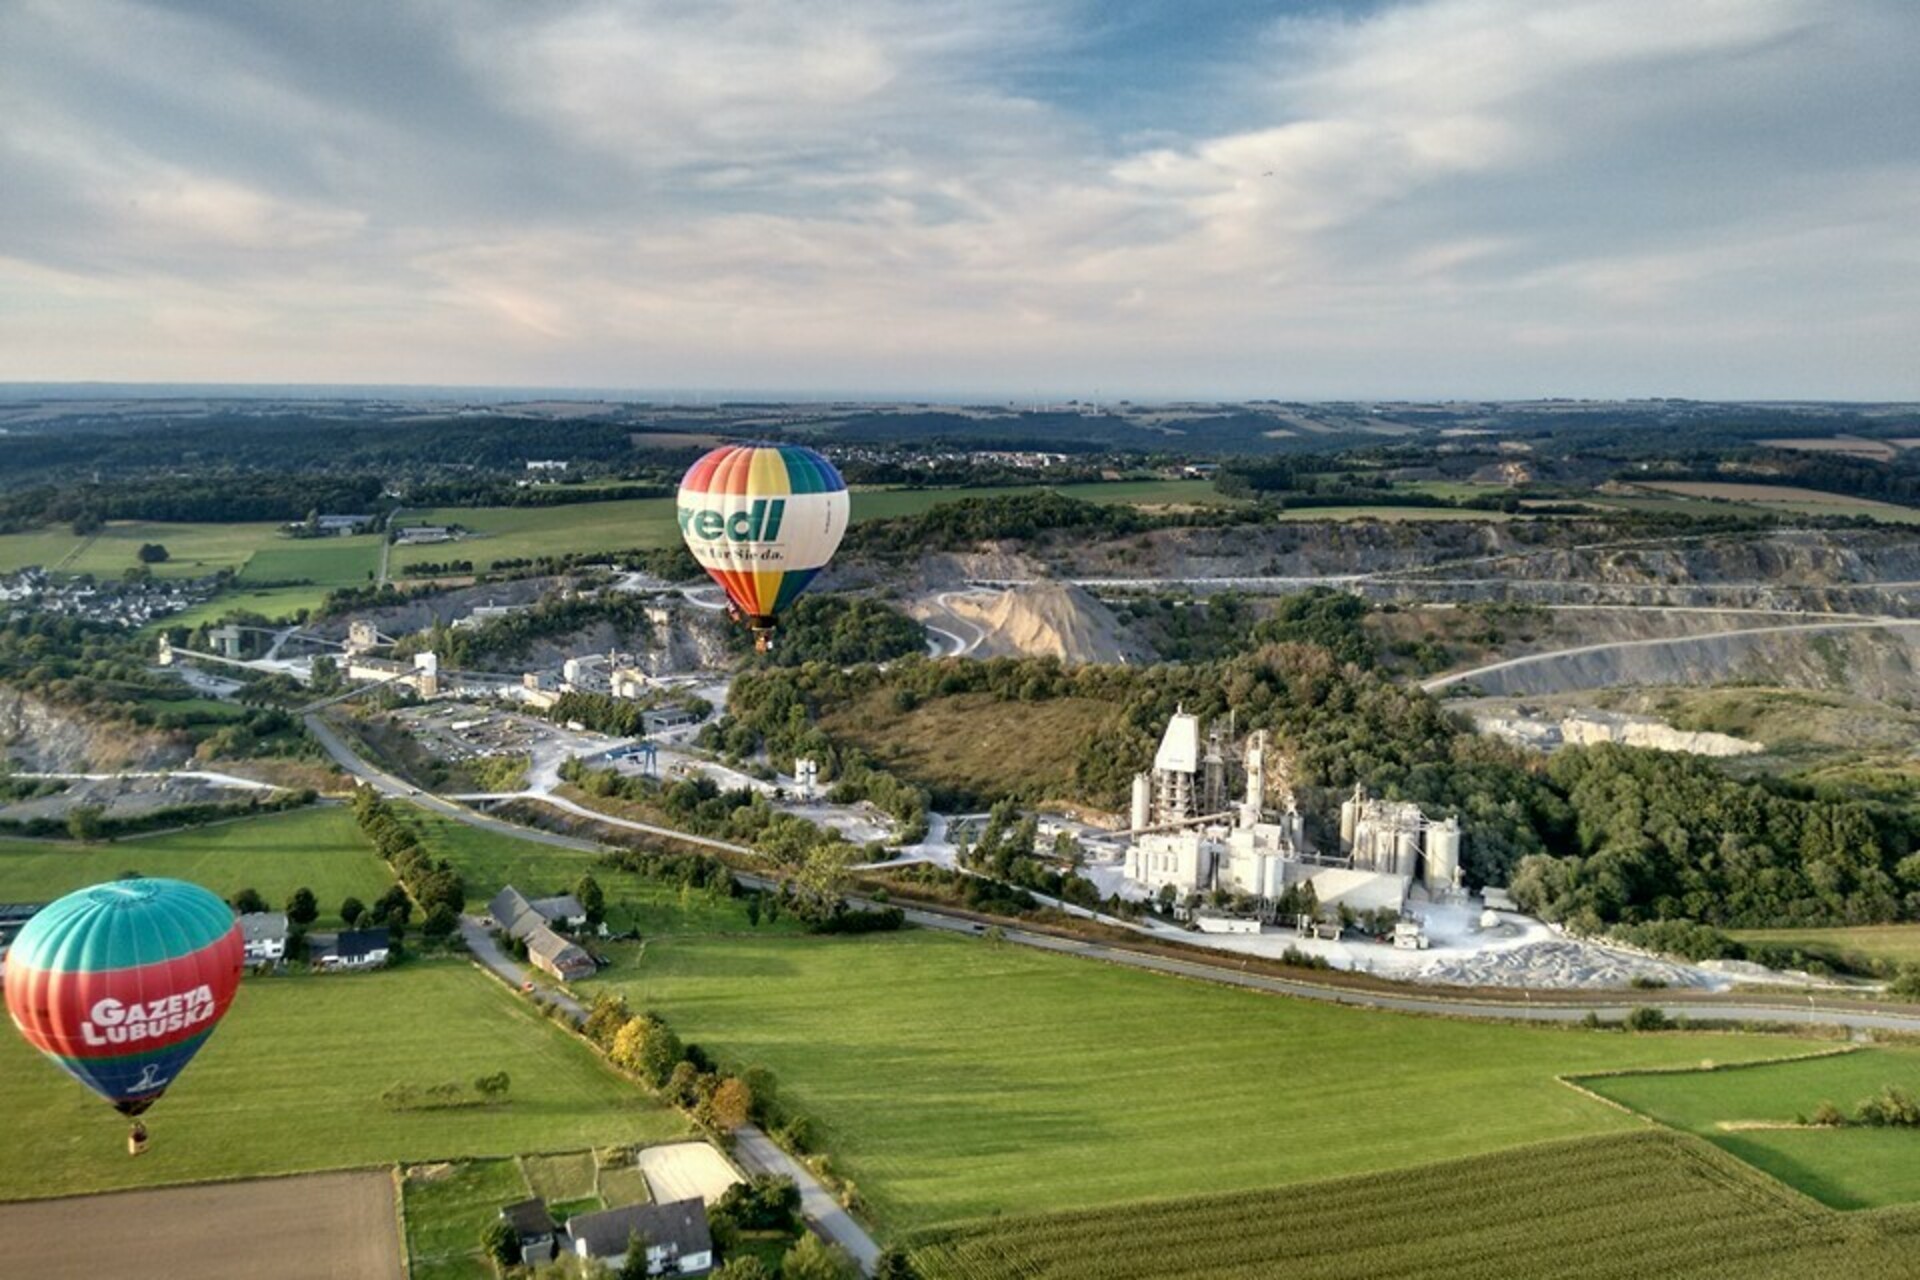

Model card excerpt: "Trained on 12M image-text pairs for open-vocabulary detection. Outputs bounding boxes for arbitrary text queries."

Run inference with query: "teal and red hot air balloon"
[4,878,243,1153]
[678,443,848,652]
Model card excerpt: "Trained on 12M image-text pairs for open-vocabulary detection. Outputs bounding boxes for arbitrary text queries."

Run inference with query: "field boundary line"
[1566,1042,1860,1088]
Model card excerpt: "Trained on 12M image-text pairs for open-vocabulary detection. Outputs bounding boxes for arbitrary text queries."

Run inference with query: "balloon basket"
[128,1123,148,1157]
[753,629,774,653]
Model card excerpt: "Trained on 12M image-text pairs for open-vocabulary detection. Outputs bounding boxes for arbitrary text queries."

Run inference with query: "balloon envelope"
[677,443,848,643]
[4,878,243,1116]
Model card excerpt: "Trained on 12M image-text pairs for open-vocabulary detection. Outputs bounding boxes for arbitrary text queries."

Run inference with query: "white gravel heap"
[1410,939,1718,990]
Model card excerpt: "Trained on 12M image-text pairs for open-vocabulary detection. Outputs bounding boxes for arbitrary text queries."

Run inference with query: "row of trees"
[348,787,466,935]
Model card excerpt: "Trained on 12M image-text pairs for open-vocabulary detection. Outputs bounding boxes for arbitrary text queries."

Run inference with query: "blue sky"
[0,0,1915,399]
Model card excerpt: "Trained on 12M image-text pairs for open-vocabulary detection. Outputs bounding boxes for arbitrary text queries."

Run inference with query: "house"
[237,911,289,963]
[309,928,391,971]
[489,886,537,936]
[499,1198,559,1265]
[529,894,587,931]
[565,1198,713,1275]
[313,514,374,535]
[525,924,596,981]
[642,706,701,735]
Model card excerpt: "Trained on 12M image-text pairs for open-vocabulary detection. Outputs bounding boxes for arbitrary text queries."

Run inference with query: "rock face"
[0,687,188,772]
[1474,708,1763,757]
[509,599,733,675]
[945,582,1154,665]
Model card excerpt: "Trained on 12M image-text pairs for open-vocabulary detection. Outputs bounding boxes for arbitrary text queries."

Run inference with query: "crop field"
[0,962,683,1201]
[908,1131,1920,1280]
[606,929,1788,1232]
[161,583,337,626]
[1583,1048,1920,1209]
[821,691,1120,801]
[389,481,1235,573]
[1637,482,1920,523]
[236,537,383,586]
[0,805,393,926]
[0,1170,406,1280]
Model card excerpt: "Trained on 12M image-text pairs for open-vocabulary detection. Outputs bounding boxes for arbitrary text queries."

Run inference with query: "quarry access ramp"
[1421,616,1920,696]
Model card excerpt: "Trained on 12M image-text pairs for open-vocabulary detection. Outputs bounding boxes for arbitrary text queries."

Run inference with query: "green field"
[1584,1049,1920,1209]
[0,526,92,573]
[411,806,790,937]
[236,538,383,586]
[909,1130,1920,1280]
[605,929,1787,1232]
[0,962,685,1200]
[390,480,1234,574]
[404,1158,530,1267]
[0,805,393,926]
[1732,925,1920,970]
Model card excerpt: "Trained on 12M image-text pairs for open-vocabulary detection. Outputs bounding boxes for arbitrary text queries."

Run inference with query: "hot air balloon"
[677,443,848,651]
[4,878,243,1154]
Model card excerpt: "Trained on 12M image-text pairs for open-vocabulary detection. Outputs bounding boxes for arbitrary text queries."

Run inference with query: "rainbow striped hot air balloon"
[5,878,243,1150]
[678,443,848,651]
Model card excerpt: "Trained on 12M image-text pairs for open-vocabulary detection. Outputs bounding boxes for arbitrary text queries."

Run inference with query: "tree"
[474,1070,511,1101]
[576,873,606,926]
[136,542,170,564]
[781,1234,858,1280]
[231,886,268,915]
[707,1075,754,1130]
[618,1230,654,1280]
[286,886,319,926]
[480,1219,519,1267]
[874,1247,921,1280]
[422,902,458,938]
[66,805,104,842]
[340,896,366,927]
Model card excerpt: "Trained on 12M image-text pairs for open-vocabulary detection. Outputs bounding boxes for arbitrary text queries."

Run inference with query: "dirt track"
[0,1169,404,1280]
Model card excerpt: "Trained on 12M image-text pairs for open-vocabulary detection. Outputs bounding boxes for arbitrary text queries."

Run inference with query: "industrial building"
[1122,711,1462,922]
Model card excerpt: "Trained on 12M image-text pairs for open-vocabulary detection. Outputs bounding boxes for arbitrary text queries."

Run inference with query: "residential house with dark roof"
[528,893,587,931]
[237,911,289,963]
[308,928,391,971]
[499,1198,558,1265]
[565,1197,713,1275]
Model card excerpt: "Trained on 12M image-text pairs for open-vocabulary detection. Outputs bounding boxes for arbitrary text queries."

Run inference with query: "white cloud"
[0,0,1914,396]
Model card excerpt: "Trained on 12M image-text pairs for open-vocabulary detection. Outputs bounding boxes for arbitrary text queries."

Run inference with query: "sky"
[1,0,1916,401]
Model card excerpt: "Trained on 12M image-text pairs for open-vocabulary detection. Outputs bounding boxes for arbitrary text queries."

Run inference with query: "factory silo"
[1130,774,1153,833]
[1394,824,1421,878]
[1424,818,1462,893]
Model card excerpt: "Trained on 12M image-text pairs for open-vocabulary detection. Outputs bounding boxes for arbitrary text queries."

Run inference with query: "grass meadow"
[0,962,684,1201]
[603,929,1789,1233]
[1583,1048,1920,1209]
[908,1130,1920,1280]
[1731,924,1920,971]
[0,805,394,927]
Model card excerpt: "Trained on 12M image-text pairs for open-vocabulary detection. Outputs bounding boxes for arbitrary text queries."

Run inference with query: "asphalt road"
[733,1126,881,1273]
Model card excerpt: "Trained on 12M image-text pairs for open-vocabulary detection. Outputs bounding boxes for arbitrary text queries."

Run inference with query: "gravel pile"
[1412,940,1716,990]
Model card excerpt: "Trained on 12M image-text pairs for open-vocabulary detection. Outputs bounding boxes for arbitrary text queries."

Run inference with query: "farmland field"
[908,1131,1920,1280]
[0,962,683,1201]
[1637,482,1920,523]
[605,929,1788,1232]
[1583,1048,1920,1209]
[0,805,394,927]
[389,481,1235,573]
[403,1158,530,1278]
[0,1170,406,1280]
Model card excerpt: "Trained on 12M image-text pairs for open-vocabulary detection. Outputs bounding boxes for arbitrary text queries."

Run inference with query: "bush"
[1624,1007,1670,1032]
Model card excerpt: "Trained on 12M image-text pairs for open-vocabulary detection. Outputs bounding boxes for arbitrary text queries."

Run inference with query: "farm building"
[565,1197,713,1275]
[491,886,588,935]
[237,911,289,963]
[499,1198,559,1265]
[308,929,391,971]
[525,926,596,981]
